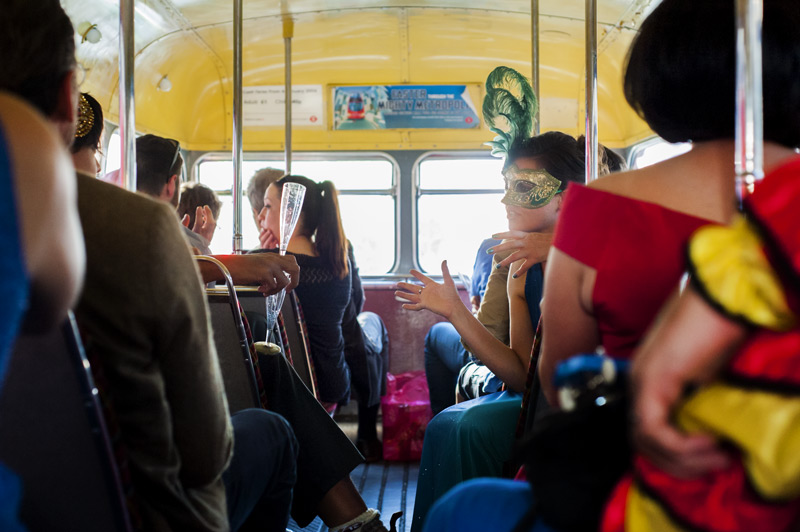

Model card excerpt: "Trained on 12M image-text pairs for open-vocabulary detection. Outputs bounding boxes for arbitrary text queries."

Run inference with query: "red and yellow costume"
[603,158,800,532]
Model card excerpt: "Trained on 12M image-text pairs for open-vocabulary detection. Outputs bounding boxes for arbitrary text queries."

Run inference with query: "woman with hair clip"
[71,93,103,176]
[420,1,800,531]
[258,174,389,463]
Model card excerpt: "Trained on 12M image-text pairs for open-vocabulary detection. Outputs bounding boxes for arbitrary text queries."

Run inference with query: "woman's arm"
[2,93,85,331]
[632,287,743,478]
[396,260,531,392]
[538,248,600,405]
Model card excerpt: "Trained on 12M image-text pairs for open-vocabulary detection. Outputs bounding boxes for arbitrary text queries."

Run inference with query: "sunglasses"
[166,138,181,177]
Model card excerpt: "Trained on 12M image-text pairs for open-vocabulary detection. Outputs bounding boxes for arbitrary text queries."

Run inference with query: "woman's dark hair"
[178,183,222,228]
[71,93,104,154]
[625,0,800,147]
[274,175,349,279]
[0,0,76,117]
[508,131,586,186]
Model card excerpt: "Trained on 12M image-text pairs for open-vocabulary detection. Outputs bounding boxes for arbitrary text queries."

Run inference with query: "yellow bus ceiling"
[64,0,658,150]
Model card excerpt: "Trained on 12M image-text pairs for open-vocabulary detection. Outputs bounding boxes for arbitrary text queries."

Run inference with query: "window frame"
[412,151,506,275]
[190,151,400,276]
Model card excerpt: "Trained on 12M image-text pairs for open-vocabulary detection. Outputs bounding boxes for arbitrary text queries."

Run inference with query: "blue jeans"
[422,478,556,532]
[224,409,298,532]
[424,322,471,414]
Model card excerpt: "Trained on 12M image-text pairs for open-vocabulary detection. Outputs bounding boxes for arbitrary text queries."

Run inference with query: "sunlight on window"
[199,157,395,275]
[631,139,691,169]
[417,156,506,275]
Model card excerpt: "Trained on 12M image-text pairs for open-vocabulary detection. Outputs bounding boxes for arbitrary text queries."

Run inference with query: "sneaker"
[345,511,401,532]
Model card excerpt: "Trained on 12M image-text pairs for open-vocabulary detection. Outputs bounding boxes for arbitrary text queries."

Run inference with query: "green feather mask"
[482,66,539,159]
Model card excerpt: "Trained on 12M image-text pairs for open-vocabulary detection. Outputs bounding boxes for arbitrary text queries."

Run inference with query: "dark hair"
[274,175,349,279]
[71,93,104,154]
[625,0,800,147]
[0,0,76,117]
[508,131,587,187]
[247,168,285,213]
[178,183,222,228]
[135,134,183,196]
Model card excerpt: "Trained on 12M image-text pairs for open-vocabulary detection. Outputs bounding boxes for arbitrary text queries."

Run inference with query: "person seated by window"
[178,182,222,253]
[255,174,390,462]
[398,127,589,532]
[70,92,103,176]
[0,90,86,532]
[420,1,800,530]
[245,167,284,249]
[424,236,502,415]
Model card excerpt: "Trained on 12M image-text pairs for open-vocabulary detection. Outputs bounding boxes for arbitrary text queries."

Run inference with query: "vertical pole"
[283,17,294,175]
[119,0,136,191]
[232,0,244,253]
[735,0,764,203]
[584,0,598,183]
[531,0,540,135]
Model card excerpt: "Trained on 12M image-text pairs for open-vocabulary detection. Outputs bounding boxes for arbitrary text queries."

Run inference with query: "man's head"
[247,167,285,227]
[136,134,183,206]
[0,0,78,144]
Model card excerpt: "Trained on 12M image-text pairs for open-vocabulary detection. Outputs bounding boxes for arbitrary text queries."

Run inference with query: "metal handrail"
[735,0,764,204]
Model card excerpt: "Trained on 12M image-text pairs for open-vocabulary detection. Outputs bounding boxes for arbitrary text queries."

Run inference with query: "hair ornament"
[75,93,95,139]
[482,66,538,159]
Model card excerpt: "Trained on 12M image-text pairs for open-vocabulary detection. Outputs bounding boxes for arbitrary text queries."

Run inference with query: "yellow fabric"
[626,483,687,532]
[688,216,795,331]
[677,383,800,499]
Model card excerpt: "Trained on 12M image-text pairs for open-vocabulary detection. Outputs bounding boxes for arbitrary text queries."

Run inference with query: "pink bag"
[381,371,433,461]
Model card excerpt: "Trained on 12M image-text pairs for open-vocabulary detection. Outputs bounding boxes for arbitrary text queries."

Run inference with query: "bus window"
[417,155,506,276]
[105,129,121,176]
[197,156,396,275]
[630,138,691,169]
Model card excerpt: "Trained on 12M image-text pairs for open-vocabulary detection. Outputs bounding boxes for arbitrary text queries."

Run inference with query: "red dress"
[604,158,800,532]
[553,183,712,359]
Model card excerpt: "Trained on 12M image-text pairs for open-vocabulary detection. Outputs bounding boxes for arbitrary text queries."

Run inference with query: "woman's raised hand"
[395,260,463,320]
[490,230,554,275]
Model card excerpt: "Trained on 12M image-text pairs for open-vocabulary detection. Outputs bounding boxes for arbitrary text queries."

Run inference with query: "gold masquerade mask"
[501,164,562,209]
[75,94,95,139]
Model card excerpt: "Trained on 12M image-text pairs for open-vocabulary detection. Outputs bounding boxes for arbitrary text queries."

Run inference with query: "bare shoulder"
[585,166,658,198]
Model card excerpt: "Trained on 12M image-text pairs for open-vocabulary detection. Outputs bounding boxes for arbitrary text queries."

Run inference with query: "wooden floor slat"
[288,461,417,532]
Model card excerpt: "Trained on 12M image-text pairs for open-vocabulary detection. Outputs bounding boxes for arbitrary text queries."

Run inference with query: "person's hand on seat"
[489,230,553,275]
[200,254,300,295]
[395,260,464,321]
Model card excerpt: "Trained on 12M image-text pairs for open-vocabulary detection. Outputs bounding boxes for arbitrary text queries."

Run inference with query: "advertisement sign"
[332,85,480,130]
[243,85,324,127]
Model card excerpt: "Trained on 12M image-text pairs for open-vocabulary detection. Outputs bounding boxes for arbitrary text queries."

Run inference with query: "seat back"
[0,315,132,532]
[198,257,261,414]
[238,288,318,399]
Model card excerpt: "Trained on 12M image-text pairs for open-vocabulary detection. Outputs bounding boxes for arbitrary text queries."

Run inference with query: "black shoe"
[356,437,383,463]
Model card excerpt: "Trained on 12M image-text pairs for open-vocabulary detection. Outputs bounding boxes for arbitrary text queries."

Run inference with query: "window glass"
[417,156,506,275]
[105,130,121,175]
[631,139,691,169]
[199,156,395,275]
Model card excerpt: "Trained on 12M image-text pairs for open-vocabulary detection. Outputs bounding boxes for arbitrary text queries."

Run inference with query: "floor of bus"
[287,414,419,532]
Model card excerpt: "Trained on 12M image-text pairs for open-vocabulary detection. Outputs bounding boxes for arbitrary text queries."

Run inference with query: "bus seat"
[238,287,319,400]
[197,257,261,414]
[0,314,133,532]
